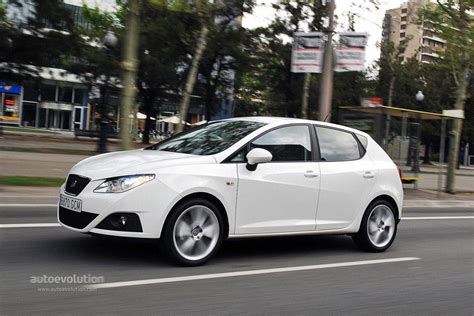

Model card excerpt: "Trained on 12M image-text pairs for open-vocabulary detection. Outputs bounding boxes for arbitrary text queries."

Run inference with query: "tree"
[234,0,325,118]
[376,38,414,107]
[190,0,255,120]
[136,2,198,143]
[422,0,473,193]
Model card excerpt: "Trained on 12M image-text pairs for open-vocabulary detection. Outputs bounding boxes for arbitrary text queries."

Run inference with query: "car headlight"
[94,174,155,193]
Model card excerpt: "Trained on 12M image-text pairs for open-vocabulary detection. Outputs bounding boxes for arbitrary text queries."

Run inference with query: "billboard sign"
[0,85,22,94]
[335,32,368,72]
[291,32,323,73]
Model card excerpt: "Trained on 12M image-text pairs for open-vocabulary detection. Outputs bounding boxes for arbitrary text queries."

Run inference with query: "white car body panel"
[235,161,320,234]
[316,153,376,231]
[58,117,403,241]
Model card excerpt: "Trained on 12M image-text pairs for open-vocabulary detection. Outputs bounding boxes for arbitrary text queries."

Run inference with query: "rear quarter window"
[315,126,362,162]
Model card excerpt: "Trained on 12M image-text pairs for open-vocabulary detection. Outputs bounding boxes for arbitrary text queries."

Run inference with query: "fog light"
[112,215,127,228]
[96,213,143,232]
[119,215,127,226]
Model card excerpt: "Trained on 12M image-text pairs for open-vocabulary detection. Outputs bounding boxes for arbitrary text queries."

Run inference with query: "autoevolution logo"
[30,274,104,284]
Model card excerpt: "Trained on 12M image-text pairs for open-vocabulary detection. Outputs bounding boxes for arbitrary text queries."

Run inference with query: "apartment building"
[382,0,447,63]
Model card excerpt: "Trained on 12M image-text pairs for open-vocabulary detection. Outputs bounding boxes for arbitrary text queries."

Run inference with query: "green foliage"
[419,0,473,149]
[0,176,64,187]
[234,0,326,118]
[0,1,7,23]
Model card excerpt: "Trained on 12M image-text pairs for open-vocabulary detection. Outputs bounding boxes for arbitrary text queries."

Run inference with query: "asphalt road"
[0,204,473,315]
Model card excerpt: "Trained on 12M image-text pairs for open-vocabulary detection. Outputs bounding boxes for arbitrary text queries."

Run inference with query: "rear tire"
[161,198,224,266]
[353,200,398,252]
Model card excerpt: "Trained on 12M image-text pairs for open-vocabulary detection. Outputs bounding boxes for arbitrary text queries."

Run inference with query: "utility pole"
[119,0,141,150]
[301,73,311,119]
[318,0,335,122]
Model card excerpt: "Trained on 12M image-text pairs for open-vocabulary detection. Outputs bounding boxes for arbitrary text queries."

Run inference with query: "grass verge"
[0,176,64,187]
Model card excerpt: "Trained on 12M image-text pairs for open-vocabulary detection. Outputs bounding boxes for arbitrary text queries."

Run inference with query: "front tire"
[353,200,398,252]
[161,198,224,266]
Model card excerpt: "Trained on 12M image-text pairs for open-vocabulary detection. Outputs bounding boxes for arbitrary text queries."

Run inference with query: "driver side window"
[252,125,313,162]
[229,125,313,163]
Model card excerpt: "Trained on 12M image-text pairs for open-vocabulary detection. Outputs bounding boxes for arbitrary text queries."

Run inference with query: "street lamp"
[97,31,118,153]
[103,31,118,48]
[415,90,424,106]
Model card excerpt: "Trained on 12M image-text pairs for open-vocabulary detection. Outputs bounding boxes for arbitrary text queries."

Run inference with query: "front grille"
[58,206,98,229]
[65,174,90,196]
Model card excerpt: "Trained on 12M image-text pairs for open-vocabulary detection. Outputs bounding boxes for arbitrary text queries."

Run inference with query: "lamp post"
[410,91,424,172]
[97,31,118,153]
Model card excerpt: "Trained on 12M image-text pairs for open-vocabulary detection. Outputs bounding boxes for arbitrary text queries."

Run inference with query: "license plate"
[59,194,82,213]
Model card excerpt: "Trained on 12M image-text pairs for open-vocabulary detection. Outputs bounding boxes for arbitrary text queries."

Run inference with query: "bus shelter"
[339,105,463,191]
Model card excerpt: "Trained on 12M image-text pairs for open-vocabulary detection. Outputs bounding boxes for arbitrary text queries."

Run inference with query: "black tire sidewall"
[161,198,224,266]
[354,200,398,252]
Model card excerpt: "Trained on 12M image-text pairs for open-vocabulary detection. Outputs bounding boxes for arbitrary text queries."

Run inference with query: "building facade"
[1,1,91,130]
[382,0,446,63]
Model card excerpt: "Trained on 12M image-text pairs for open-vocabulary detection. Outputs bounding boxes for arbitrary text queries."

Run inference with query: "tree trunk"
[387,75,395,107]
[446,67,469,193]
[177,24,209,132]
[119,0,141,150]
[301,73,311,119]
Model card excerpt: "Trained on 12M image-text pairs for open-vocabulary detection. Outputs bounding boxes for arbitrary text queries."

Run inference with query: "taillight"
[397,166,402,180]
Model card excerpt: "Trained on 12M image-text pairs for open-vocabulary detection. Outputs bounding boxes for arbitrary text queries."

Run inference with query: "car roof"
[220,116,369,136]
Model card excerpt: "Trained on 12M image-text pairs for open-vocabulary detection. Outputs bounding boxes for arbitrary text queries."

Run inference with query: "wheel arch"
[370,194,400,220]
[160,192,230,239]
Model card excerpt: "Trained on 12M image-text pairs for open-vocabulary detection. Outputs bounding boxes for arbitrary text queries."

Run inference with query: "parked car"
[58,117,403,266]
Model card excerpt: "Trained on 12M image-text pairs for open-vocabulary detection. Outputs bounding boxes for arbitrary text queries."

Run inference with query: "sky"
[64,0,117,11]
[242,0,407,67]
[65,0,407,66]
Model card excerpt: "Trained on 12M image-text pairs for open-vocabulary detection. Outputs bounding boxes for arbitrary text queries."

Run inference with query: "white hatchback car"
[58,117,403,265]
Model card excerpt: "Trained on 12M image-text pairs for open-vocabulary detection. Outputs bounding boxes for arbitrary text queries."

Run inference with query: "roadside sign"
[335,32,368,72]
[442,109,464,119]
[291,32,323,73]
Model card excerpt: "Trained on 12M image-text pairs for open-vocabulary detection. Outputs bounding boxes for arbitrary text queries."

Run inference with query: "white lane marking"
[86,257,420,290]
[0,223,60,228]
[0,204,57,207]
[402,216,474,220]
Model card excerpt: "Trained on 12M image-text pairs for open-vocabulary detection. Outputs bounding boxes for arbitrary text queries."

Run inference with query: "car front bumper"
[57,177,180,238]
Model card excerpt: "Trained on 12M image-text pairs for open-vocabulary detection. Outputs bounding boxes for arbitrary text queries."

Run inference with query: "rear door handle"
[363,171,375,179]
[304,171,319,178]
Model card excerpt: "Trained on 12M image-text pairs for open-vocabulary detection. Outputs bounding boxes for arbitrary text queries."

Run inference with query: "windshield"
[146,120,266,155]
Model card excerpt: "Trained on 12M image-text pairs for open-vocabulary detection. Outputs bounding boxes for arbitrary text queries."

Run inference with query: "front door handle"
[363,171,375,179]
[304,171,319,178]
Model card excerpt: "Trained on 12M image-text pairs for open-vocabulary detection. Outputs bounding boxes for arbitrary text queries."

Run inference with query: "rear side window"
[316,126,361,162]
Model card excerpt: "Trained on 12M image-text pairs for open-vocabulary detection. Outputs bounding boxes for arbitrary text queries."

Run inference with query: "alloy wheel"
[367,204,395,248]
[172,205,220,261]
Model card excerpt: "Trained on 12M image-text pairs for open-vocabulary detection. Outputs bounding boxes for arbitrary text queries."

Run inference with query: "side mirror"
[246,148,272,171]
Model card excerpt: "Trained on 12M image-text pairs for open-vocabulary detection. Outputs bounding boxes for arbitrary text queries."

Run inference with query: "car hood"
[69,149,216,180]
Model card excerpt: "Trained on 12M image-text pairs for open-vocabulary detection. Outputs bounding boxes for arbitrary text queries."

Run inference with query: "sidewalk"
[403,189,474,208]
[0,134,146,152]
